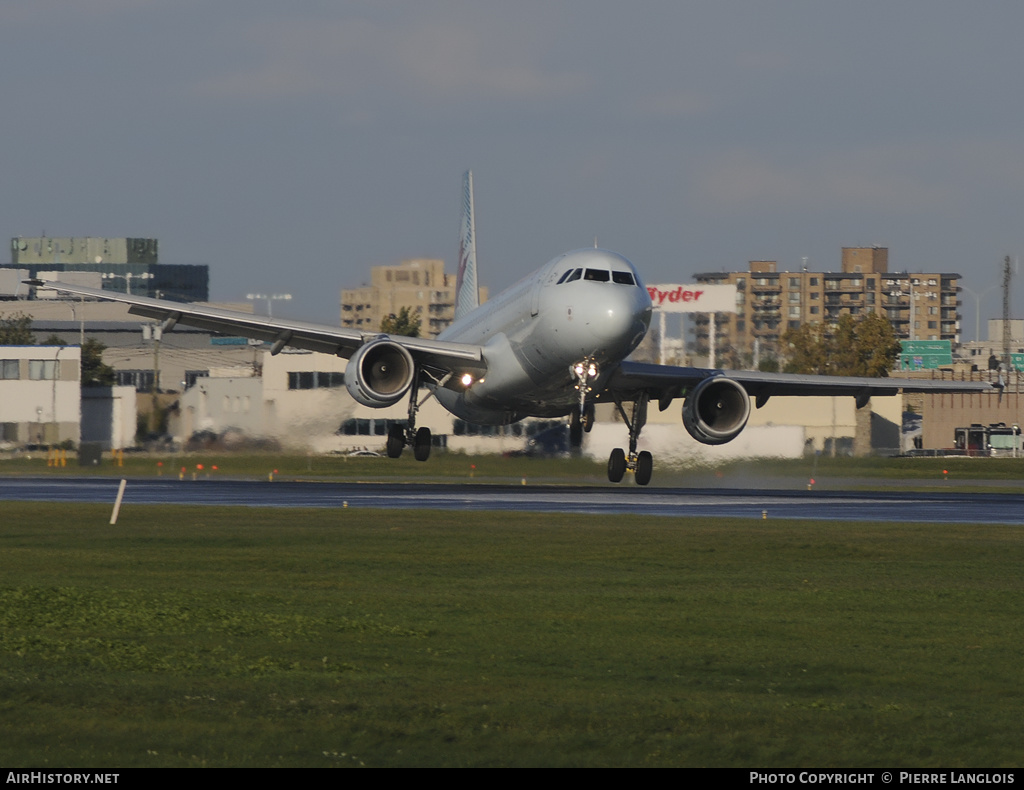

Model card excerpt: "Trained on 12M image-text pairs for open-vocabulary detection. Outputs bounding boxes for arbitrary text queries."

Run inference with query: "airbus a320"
[34,171,993,485]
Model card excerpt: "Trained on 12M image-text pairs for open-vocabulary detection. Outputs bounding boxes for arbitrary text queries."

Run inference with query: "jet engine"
[344,338,416,408]
[681,376,751,446]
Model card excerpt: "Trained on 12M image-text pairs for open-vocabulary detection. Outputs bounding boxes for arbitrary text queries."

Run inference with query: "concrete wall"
[921,389,1024,450]
[81,386,137,450]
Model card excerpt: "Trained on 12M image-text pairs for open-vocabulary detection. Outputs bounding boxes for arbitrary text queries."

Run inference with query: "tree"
[81,338,116,387]
[782,312,900,377]
[380,306,421,338]
[0,313,34,345]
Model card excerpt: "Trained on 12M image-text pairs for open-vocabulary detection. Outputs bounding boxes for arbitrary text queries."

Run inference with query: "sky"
[3,1,1024,339]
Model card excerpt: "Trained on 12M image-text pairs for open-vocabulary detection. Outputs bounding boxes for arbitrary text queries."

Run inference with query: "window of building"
[116,370,155,392]
[788,292,801,302]
[28,360,59,380]
[789,277,801,288]
[810,306,819,315]
[0,360,18,380]
[288,371,345,390]
[809,277,819,286]
[789,306,801,317]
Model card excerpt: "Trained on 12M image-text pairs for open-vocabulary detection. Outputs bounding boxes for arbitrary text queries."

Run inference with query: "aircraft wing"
[30,280,486,377]
[608,360,996,408]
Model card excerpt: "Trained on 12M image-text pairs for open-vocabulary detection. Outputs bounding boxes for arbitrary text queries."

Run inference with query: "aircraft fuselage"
[433,248,652,424]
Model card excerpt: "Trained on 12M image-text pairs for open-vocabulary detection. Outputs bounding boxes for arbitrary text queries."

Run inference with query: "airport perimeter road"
[2,477,1023,524]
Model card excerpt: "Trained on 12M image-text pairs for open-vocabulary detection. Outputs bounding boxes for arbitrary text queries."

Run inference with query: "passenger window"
[584,269,610,282]
[611,271,635,285]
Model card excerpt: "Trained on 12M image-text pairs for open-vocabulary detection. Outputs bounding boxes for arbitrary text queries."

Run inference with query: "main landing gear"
[607,392,653,486]
[386,371,432,462]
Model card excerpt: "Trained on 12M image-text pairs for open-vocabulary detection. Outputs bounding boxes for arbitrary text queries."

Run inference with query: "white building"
[0,345,81,446]
[172,349,568,454]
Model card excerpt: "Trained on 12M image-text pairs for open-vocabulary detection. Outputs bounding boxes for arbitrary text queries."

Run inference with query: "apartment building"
[340,258,487,338]
[693,247,962,367]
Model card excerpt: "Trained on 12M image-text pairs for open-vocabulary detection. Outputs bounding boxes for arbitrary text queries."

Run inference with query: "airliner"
[33,172,994,485]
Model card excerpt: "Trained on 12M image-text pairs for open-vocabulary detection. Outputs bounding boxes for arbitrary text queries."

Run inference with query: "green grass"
[5,449,1024,490]
[0,450,609,485]
[1,503,1022,767]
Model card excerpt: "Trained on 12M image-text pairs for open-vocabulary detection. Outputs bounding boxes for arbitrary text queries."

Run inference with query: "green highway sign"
[899,340,952,370]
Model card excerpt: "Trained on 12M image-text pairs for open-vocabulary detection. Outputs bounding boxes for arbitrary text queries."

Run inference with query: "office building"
[2,236,208,303]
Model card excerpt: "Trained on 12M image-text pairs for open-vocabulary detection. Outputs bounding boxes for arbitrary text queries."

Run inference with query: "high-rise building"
[340,258,487,338]
[693,247,962,367]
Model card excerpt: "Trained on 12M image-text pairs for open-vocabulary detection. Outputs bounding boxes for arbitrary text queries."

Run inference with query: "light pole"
[889,277,916,341]
[961,283,997,344]
[246,293,292,319]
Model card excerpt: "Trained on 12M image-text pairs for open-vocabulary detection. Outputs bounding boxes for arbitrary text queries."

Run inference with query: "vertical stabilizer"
[454,170,480,320]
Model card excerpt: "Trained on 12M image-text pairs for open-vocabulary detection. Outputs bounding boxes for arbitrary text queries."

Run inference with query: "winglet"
[454,170,480,321]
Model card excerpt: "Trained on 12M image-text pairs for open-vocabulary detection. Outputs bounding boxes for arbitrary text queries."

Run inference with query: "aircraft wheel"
[583,403,595,433]
[635,451,653,486]
[607,447,626,483]
[386,424,405,458]
[413,427,432,462]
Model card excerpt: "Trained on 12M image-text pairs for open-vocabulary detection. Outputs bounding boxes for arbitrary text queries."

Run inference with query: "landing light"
[460,373,474,387]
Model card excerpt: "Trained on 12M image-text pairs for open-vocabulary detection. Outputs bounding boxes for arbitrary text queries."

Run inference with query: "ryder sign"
[646,283,737,313]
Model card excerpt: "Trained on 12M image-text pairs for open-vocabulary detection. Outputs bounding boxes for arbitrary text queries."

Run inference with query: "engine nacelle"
[682,376,751,446]
[344,338,416,408]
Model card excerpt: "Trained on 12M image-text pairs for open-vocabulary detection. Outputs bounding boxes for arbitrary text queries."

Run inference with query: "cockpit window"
[560,267,634,285]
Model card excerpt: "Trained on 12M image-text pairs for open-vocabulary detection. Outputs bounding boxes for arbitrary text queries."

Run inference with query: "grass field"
[5,449,1024,490]
[1,502,1022,767]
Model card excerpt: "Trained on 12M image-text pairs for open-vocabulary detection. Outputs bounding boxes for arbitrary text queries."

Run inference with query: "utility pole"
[1003,255,1012,371]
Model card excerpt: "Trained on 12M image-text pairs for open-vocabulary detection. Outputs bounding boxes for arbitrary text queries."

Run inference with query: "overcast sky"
[3,1,1024,338]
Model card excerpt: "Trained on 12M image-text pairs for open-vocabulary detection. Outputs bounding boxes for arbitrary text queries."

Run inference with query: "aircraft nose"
[576,287,646,343]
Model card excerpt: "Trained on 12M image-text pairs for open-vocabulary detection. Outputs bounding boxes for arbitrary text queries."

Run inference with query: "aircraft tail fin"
[454,169,480,321]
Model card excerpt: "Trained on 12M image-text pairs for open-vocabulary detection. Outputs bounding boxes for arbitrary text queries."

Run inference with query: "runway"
[2,477,1022,524]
